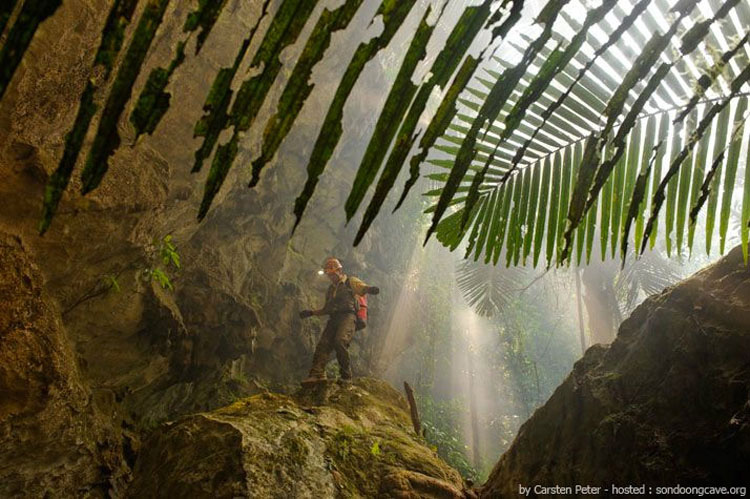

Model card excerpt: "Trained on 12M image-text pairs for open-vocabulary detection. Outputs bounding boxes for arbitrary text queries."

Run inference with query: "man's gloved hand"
[367,286,380,295]
[299,310,314,319]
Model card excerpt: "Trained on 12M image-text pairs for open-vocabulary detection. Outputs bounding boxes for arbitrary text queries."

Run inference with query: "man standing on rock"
[299,257,379,386]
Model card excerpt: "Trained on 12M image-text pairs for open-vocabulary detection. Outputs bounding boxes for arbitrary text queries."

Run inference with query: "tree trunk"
[581,260,620,344]
[574,266,587,355]
[466,346,481,468]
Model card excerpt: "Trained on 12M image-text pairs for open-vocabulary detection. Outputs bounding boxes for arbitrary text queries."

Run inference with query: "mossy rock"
[128,378,467,498]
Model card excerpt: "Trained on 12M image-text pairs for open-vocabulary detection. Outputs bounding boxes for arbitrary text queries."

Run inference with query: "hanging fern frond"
[80,0,171,194]
[561,0,700,261]
[614,249,682,314]
[344,4,443,222]
[199,0,321,219]
[3,0,746,267]
[0,1,18,36]
[291,0,419,232]
[192,0,273,175]
[426,0,573,245]
[40,0,140,234]
[129,0,230,139]
[393,0,524,213]
[351,0,509,245]
[251,0,365,187]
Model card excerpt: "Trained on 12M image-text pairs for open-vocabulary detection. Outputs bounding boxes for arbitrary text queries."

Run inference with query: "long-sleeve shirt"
[321,275,368,315]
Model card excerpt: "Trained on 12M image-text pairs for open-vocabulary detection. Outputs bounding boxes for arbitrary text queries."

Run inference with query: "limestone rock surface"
[0,0,436,492]
[0,233,129,497]
[482,247,750,496]
[128,378,469,498]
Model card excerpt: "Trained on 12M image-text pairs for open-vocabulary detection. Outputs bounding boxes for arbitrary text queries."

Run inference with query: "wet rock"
[482,246,750,496]
[128,378,466,498]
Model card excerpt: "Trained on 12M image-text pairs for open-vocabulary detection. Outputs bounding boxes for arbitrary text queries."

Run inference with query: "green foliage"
[93,0,139,77]
[232,0,319,132]
[159,234,181,269]
[455,253,526,317]
[142,234,181,291]
[198,134,238,220]
[148,267,173,291]
[191,0,272,173]
[495,325,538,414]
[418,393,479,482]
[183,0,230,53]
[429,0,571,242]
[431,2,750,267]
[197,0,318,217]
[251,0,364,186]
[130,41,186,139]
[292,0,418,232]
[62,234,182,314]
[40,0,142,234]
[325,425,374,496]
[102,274,121,293]
[7,0,749,266]
[345,6,439,222]
[352,0,507,243]
[643,95,749,254]
[614,250,681,314]
[40,83,98,234]
[0,1,18,36]
[488,290,579,417]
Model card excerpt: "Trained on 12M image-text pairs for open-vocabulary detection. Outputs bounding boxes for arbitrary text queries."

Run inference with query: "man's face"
[325,269,341,283]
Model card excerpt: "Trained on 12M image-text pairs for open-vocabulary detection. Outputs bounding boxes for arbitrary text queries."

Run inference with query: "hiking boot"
[301,375,327,386]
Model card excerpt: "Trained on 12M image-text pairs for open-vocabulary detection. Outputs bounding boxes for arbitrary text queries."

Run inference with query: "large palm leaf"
[455,258,529,317]
[614,249,682,313]
[427,0,750,266]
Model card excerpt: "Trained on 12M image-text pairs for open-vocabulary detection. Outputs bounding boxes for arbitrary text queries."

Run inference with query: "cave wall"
[0,234,131,496]
[0,0,424,492]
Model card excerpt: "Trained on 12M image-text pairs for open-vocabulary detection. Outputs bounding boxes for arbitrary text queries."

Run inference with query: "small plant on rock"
[141,234,181,291]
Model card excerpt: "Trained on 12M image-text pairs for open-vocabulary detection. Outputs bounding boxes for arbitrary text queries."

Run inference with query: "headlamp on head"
[322,257,343,275]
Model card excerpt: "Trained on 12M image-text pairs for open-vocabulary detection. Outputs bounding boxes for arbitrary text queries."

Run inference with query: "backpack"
[346,278,368,330]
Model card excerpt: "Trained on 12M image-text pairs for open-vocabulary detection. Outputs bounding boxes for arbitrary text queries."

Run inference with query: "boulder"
[482,246,750,496]
[128,378,468,498]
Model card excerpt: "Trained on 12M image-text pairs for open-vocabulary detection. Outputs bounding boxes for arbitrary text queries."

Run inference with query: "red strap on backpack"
[347,277,368,330]
[355,295,367,330]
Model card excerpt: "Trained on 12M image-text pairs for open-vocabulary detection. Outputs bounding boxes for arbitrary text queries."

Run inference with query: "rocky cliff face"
[128,378,469,498]
[0,234,129,496]
[1,0,415,408]
[482,246,750,496]
[1,0,422,493]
